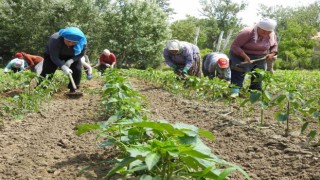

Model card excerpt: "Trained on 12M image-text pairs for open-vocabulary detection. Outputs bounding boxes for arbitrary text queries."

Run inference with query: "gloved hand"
[61,65,73,75]
[182,67,189,74]
[86,74,92,80]
[172,64,179,73]
[65,59,74,67]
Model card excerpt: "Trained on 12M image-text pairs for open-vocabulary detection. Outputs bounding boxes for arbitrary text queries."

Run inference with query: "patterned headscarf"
[59,27,87,55]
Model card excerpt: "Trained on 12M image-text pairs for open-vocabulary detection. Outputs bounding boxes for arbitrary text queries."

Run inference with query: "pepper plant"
[77,69,250,179]
[244,69,276,125]
[272,84,305,136]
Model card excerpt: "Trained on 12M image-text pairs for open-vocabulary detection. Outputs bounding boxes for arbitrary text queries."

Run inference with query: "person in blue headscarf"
[40,27,87,93]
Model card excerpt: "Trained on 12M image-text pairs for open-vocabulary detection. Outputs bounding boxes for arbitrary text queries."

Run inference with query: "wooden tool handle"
[68,73,77,90]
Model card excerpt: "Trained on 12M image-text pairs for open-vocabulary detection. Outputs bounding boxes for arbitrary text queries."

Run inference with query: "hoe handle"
[68,73,77,90]
[237,55,278,66]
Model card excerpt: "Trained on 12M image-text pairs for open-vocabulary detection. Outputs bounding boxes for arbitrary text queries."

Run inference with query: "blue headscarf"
[59,27,87,56]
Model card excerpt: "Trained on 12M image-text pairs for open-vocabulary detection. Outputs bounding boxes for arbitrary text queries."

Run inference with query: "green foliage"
[0,70,68,118]
[170,17,208,49]
[259,3,320,69]
[200,48,213,59]
[155,0,173,14]
[77,69,249,179]
[100,0,170,69]
[277,20,317,69]
[126,68,320,144]
[0,0,170,69]
[245,69,277,125]
[199,0,247,49]
[200,0,247,31]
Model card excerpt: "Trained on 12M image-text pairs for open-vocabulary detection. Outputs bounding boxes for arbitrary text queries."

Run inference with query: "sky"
[169,0,318,25]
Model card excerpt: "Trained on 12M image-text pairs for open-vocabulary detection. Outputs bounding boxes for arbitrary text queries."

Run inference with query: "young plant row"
[123,68,319,145]
[76,69,250,180]
[243,69,319,141]
[0,70,68,119]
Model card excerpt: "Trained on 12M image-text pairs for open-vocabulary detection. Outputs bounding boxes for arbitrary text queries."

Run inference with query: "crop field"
[0,68,319,179]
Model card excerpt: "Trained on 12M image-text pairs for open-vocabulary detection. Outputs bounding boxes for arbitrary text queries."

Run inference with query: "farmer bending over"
[164,39,201,77]
[19,52,44,75]
[4,52,27,73]
[40,27,87,93]
[97,49,116,74]
[229,18,278,96]
[202,52,230,81]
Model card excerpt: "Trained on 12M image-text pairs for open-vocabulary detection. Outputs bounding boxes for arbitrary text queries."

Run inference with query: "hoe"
[65,72,83,98]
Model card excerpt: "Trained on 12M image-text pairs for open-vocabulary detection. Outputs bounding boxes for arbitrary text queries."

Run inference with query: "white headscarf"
[254,18,277,45]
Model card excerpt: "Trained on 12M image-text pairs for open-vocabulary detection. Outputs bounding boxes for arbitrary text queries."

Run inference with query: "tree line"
[0,0,319,69]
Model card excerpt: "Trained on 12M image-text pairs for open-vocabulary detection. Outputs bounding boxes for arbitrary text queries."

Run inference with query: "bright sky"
[169,0,318,25]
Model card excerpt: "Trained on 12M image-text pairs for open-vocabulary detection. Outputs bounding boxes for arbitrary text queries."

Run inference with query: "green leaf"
[145,152,160,170]
[217,167,239,180]
[198,129,215,141]
[274,112,289,121]
[128,146,152,158]
[75,123,100,136]
[129,121,185,136]
[140,175,160,180]
[301,122,309,134]
[107,114,119,124]
[274,95,286,104]
[217,165,251,180]
[240,99,249,107]
[181,149,212,159]
[106,157,137,178]
[263,90,271,101]
[249,91,261,104]
[174,123,198,137]
[99,139,116,148]
[312,110,319,118]
[180,156,202,170]
[308,130,317,139]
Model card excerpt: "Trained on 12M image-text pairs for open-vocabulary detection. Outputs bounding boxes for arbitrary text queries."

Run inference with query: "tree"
[170,16,208,49]
[258,2,320,69]
[155,0,174,14]
[0,0,170,69]
[100,0,170,68]
[199,0,247,49]
[0,0,105,61]
[277,20,317,69]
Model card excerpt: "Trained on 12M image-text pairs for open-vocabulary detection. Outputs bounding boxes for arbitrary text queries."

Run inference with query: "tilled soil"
[0,79,109,180]
[129,78,320,180]
[0,76,319,180]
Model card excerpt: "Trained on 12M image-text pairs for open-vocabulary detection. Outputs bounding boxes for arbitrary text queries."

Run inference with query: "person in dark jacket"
[40,27,87,93]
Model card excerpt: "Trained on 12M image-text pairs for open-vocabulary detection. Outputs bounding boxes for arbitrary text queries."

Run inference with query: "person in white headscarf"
[163,39,201,77]
[4,52,27,73]
[229,18,278,96]
[96,49,116,74]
